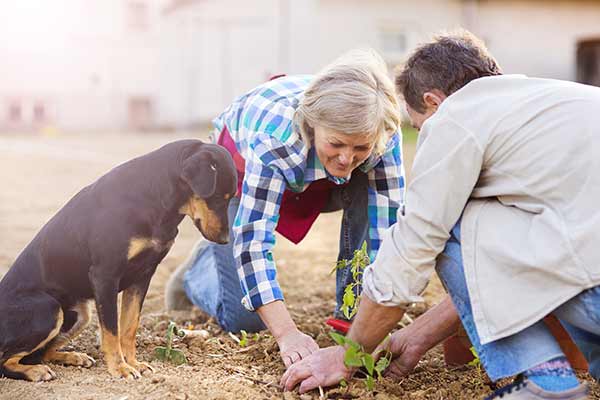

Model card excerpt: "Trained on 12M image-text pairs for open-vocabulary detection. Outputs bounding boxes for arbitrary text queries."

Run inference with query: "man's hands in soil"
[375,328,427,379]
[280,345,351,393]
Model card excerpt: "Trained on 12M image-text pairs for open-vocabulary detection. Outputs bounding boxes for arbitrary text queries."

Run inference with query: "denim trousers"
[183,170,369,333]
[437,222,600,381]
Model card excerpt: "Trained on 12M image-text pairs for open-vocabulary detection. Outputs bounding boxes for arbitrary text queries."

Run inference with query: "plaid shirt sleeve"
[364,130,405,261]
[233,131,305,311]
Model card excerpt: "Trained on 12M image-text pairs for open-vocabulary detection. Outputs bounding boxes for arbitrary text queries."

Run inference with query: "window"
[577,39,600,87]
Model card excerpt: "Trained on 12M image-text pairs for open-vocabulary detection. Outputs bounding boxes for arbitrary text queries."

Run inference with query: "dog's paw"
[109,362,141,380]
[23,364,57,382]
[45,351,96,368]
[130,361,155,375]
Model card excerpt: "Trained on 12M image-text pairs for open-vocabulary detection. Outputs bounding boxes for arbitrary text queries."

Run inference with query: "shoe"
[164,239,209,311]
[484,376,589,399]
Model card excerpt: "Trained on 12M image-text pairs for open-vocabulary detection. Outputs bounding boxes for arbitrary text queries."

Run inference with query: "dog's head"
[179,143,237,244]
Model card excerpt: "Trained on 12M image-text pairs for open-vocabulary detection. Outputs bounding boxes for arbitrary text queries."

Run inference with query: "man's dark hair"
[396,29,502,113]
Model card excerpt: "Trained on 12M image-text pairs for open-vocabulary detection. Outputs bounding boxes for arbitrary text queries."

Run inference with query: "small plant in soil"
[154,321,188,365]
[229,330,262,347]
[330,241,393,391]
[332,241,370,319]
[330,331,391,391]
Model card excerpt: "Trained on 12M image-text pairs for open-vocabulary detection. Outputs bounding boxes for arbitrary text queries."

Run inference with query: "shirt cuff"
[240,281,284,311]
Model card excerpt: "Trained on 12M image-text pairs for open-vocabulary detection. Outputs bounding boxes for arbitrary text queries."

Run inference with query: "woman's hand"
[280,345,350,392]
[256,300,319,367]
[277,328,319,368]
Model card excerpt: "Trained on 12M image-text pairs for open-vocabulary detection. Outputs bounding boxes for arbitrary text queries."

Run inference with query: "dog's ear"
[181,150,217,198]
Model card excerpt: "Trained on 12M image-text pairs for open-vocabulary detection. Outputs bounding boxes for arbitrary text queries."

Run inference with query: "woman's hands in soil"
[280,345,350,393]
[255,301,319,367]
[277,328,319,368]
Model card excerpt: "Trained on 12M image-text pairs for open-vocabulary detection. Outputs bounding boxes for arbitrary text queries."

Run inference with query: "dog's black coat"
[0,139,237,380]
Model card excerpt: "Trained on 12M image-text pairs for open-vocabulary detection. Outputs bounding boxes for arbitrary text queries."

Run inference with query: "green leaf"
[365,375,375,391]
[330,259,347,275]
[375,356,391,373]
[168,349,188,366]
[360,240,368,253]
[375,355,391,379]
[344,346,363,367]
[467,346,481,367]
[343,286,356,308]
[329,331,347,346]
[363,353,375,376]
[344,337,361,352]
[239,330,248,347]
[341,304,351,320]
[153,346,187,365]
[340,379,348,388]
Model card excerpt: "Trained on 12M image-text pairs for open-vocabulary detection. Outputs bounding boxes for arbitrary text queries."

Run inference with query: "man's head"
[395,29,502,129]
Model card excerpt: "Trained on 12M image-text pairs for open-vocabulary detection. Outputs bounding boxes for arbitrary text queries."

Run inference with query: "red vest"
[218,126,340,244]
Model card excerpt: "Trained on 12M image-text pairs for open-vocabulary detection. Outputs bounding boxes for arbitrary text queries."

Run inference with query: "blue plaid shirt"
[213,75,405,311]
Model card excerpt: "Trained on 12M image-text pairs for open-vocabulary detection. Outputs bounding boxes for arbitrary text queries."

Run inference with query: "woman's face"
[313,125,375,178]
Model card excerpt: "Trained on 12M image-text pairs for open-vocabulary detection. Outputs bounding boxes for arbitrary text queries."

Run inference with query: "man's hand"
[375,328,427,379]
[377,295,461,379]
[277,328,319,368]
[280,345,351,393]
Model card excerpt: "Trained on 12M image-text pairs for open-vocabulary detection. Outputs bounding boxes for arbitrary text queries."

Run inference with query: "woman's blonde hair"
[294,48,402,156]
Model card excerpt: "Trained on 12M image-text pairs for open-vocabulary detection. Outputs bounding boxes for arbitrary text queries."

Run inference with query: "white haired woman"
[166,49,405,368]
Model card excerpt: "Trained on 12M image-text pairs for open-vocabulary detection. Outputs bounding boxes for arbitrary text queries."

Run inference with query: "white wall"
[0,0,162,131]
[3,0,600,131]
[469,0,600,80]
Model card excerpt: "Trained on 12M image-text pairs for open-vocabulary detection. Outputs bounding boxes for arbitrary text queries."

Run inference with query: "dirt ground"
[0,132,598,400]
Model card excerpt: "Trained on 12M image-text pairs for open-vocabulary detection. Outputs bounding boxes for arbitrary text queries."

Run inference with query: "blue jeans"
[183,170,369,333]
[436,222,600,381]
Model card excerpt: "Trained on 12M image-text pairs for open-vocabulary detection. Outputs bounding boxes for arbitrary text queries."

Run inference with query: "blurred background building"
[1,0,600,133]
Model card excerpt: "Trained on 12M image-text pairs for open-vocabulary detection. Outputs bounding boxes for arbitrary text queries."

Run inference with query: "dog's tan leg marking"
[42,301,95,368]
[2,309,63,381]
[100,326,140,379]
[127,238,172,261]
[119,289,153,375]
[127,237,153,261]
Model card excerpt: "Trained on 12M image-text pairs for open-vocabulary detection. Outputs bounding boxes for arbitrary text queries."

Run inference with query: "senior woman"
[166,49,405,367]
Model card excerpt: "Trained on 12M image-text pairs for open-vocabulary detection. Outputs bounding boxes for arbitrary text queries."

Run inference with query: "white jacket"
[363,75,600,344]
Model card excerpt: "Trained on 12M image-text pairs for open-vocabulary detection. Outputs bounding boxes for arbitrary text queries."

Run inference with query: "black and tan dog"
[0,139,237,381]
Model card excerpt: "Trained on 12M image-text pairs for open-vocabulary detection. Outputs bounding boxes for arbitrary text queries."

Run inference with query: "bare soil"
[0,132,597,399]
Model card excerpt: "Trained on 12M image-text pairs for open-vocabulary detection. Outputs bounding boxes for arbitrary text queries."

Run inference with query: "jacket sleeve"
[362,116,484,306]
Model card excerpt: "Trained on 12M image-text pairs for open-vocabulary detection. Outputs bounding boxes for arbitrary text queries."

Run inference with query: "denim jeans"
[183,170,369,333]
[436,222,600,381]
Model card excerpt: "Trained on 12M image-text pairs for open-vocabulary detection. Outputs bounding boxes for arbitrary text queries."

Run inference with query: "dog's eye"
[210,164,217,172]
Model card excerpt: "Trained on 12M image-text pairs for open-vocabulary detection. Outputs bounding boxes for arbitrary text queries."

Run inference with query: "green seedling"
[330,332,391,391]
[229,330,263,347]
[331,241,370,319]
[154,321,187,365]
[468,346,481,367]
